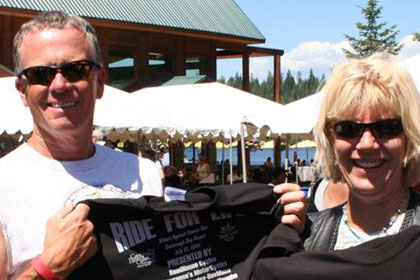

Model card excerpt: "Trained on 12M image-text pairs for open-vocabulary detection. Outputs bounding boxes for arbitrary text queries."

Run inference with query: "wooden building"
[0,0,283,100]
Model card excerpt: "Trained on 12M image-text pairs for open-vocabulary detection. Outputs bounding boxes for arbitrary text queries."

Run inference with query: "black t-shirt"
[69,183,420,280]
[69,183,281,280]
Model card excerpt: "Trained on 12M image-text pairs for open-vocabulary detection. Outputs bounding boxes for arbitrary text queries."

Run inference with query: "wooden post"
[274,137,281,168]
[237,141,242,175]
[242,52,250,92]
[273,54,281,103]
[209,41,217,81]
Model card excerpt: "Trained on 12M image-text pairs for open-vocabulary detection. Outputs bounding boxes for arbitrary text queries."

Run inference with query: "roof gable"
[0,0,265,42]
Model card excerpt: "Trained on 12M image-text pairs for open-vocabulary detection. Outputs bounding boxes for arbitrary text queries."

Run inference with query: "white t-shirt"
[0,143,163,278]
[313,178,329,211]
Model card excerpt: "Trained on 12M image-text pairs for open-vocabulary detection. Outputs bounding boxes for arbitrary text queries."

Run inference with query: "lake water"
[185,147,316,166]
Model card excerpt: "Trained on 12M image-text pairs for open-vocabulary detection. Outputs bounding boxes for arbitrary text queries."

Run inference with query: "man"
[0,11,306,279]
[0,11,163,279]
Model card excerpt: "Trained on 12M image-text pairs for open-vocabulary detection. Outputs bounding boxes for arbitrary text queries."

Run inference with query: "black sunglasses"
[18,60,100,85]
[333,119,403,139]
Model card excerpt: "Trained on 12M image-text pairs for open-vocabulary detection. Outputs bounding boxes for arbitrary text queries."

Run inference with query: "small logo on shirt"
[128,249,155,268]
[218,223,238,242]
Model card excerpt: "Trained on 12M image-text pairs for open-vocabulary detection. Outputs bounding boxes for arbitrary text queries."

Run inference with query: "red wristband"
[30,256,63,280]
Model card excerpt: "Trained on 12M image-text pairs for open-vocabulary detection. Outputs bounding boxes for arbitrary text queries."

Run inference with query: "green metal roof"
[0,0,265,42]
[161,75,208,86]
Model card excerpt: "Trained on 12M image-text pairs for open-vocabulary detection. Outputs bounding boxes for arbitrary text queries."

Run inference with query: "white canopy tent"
[252,91,323,138]
[126,82,285,144]
[126,82,286,183]
[0,76,156,137]
[403,54,420,92]
[0,77,33,135]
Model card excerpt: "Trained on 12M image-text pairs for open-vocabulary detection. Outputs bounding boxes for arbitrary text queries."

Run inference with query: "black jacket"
[302,190,420,251]
[254,224,420,280]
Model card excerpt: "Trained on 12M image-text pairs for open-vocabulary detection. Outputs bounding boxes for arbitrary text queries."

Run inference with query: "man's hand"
[273,183,307,233]
[40,204,97,278]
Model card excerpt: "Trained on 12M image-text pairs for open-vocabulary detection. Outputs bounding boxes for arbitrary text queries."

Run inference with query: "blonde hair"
[314,53,420,186]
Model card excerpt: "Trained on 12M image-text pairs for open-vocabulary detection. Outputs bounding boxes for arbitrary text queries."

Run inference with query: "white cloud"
[397,35,420,60]
[282,41,349,77]
[244,41,350,80]
[249,57,272,80]
[218,36,420,81]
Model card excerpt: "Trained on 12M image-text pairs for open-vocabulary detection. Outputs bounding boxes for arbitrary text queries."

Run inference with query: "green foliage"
[414,32,420,42]
[218,69,321,104]
[343,0,403,58]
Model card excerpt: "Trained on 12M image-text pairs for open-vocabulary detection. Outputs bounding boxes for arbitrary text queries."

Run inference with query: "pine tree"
[295,71,305,100]
[218,75,226,84]
[281,70,296,104]
[343,0,403,58]
[227,73,242,89]
[306,69,319,94]
[261,71,273,100]
[414,32,420,42]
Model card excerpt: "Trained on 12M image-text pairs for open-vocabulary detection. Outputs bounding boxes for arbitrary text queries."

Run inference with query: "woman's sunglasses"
[17,60,100,86]
[333,119,403,139]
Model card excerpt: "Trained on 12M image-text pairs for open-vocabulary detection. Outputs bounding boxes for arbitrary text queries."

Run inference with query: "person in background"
[301,53,420,251]
[265,156,273,169]
[195,154,212,182]
[226,166,243,184]
[0,11,162,279]
[271,167,287,185]
[138,145,165,180]
[163,165,182,188]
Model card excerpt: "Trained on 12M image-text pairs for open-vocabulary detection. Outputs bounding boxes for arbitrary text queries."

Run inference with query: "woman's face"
[331,110,406,204]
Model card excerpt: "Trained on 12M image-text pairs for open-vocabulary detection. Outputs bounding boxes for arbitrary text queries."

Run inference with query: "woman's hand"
[272,183,307,233]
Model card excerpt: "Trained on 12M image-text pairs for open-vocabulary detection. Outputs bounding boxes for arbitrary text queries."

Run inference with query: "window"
[108,50,135,89]
[149,52,172,76]
[186,56,208,76]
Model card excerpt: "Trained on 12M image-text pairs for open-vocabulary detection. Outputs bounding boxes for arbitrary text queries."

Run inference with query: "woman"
[303,53,420,251]
[195,154,212,182]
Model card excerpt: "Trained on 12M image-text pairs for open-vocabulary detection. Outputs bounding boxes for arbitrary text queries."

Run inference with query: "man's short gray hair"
[13,10,102,73]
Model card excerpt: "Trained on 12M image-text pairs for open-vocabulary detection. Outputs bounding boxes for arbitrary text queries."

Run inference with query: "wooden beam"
[216,46,284,59]
[247,46,284,56]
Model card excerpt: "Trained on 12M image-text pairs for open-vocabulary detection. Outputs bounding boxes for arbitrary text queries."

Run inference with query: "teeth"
[50,102,76,108]
[354,160,383,168]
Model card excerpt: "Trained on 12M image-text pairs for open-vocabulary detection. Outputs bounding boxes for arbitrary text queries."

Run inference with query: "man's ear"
[95,67,106,100]
[15,78,29,107]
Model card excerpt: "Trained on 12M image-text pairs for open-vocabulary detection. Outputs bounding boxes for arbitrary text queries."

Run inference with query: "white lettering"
[163,212,201,233]
[109,219,156,253]
[110,222,129,253]
[210,212,232,221]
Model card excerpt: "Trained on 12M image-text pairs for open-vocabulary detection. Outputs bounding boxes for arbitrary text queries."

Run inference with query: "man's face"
[16,27,105,140]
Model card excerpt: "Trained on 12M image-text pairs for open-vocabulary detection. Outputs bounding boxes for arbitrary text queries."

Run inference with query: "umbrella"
[292,140,316,149]
[290,140,316,163]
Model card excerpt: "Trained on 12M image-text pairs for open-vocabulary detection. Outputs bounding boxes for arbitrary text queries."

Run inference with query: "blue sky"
[217,0,420,80]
